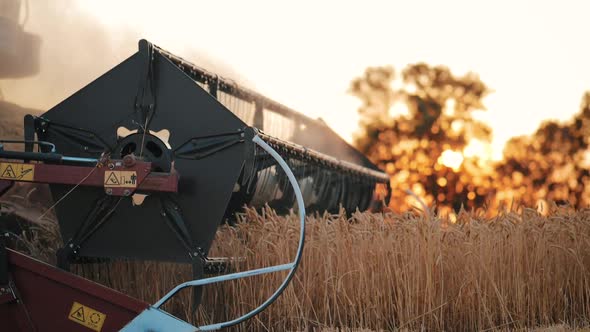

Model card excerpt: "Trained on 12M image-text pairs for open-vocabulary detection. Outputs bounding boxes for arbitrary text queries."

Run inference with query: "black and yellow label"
[0,162,34,181]
[104,171,138,188]
[68,301,107,331]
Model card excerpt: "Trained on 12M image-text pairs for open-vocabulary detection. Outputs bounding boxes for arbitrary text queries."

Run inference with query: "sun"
[438,150,464,171]
[463,139,494,161]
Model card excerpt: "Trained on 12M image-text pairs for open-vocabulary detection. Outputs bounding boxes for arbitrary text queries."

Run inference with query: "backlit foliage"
[351,65,590,211]
[350,64,495,212]
[496,92,590,209]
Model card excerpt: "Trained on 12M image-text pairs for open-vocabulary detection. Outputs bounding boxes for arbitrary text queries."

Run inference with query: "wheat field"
[15,204,590,331]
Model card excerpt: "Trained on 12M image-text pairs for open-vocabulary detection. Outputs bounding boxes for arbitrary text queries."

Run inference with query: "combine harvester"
[0,40,389,331]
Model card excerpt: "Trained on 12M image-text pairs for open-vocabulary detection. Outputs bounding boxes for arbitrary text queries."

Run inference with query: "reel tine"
[357,175,366,211]
[342,173,350,212]
[309,161,322,213]
[324,168,335,210]
[320,169,331,211]
[324,169,336,212]
[336,171,344,213]
[246,146,261,194]
[342,172,352,212]
[289,157,300,210]
[358,174,367,211]
[358,179,373,211]
[345,173,355,212]
[344,173,353,212]
[256,150,273,205]
[270,161,283,209]
[300,156,308,208]
[277,155,290,210]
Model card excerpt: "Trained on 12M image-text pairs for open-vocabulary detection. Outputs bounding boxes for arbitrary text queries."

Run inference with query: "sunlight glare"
[389,102,410,117]
[463,139,493,160]
[438,150,464,171]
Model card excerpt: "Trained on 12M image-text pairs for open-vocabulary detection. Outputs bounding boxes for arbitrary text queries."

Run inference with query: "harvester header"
[1,39,389,330]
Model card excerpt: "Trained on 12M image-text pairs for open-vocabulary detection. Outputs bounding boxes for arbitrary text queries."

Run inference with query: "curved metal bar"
[151,134,306,330]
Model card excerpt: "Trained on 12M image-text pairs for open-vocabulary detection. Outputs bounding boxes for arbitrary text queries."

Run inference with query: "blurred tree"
[350,64,495,212]
[496,92,590,208]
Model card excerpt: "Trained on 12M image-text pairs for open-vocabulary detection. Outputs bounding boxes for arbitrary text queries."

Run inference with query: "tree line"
[350,64,590,213]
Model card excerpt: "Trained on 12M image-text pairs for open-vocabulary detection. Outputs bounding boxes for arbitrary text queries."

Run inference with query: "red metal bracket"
[1,248,148,331]
[0,158,178,196]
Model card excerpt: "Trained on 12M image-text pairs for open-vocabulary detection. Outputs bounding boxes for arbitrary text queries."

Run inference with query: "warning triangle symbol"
[105,172,120,185]
[70,306,86,322]
[1,165,16,178]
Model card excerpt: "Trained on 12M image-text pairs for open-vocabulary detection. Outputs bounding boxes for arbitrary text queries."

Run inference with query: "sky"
[6,0,590,160]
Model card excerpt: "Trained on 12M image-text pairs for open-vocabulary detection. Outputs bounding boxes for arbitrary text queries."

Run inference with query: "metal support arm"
[122,134,306,331]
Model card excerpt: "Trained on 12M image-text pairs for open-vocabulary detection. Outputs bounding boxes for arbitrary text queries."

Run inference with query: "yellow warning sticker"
[104,171,138,188]
[0,162,34,181]
[68,301,107,332]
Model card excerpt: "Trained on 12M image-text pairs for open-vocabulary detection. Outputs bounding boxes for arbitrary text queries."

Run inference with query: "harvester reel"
[0,39,390,330]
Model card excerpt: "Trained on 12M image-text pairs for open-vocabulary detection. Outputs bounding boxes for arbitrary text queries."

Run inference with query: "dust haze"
[0,0,361,169]
[1,0,247,118]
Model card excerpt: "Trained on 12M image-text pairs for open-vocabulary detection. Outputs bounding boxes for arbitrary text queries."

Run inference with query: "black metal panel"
[32,38,389,262]
[39,43,247,262]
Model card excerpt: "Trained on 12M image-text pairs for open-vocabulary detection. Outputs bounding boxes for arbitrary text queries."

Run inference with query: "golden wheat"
[20,205,590,331]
